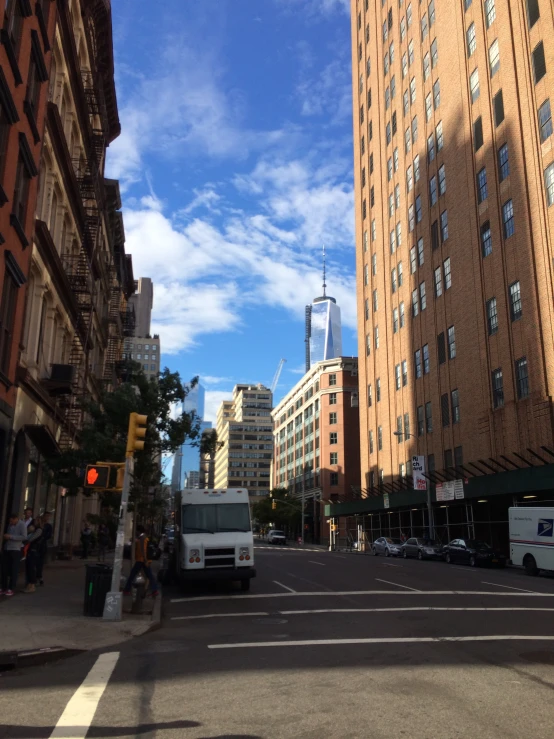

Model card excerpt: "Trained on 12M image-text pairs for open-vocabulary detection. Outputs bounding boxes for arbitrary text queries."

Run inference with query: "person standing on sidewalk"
[123,525,158,597]
[36,511,52,586]
[24,517,43,593]
[1,513,28,596]
[80,521,92,559]
[97,524,109,562]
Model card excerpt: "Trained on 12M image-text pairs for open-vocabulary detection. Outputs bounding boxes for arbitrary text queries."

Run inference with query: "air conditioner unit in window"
[43,364,75,395]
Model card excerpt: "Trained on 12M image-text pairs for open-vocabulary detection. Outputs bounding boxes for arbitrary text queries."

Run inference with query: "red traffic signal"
[84,465,110,488]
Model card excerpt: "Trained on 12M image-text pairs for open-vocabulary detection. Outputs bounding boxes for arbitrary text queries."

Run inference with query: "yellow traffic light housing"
[115,466,125,490]
[126,412,148,457]
[84,464,110,489]
[272,499,277,510]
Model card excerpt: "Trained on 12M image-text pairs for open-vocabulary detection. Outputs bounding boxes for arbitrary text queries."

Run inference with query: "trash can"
[84,563,113,617]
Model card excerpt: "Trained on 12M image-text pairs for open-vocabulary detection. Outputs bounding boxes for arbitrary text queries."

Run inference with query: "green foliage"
[45,364,201,521]
[252,487,301,529]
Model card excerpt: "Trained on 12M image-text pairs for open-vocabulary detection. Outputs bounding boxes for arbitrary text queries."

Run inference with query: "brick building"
[272,358,360,545]
[333,0,554,549]
[0,1,57,527]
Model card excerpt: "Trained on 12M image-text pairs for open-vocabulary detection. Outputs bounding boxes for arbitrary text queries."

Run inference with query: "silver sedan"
[372,537,403,557]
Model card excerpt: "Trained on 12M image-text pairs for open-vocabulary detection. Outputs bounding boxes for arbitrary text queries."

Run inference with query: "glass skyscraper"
[309,296,342,368]
[171,382,209,491]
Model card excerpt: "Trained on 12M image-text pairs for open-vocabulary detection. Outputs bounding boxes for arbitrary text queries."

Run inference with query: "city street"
[2,544,554,738]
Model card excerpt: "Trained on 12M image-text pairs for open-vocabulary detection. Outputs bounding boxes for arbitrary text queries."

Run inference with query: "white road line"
[273,580,296,593]
[308,560,326,566]
[49,652,119,739]
[208,635,554,650]
[382,563,402,567]
[481,581,536,593]
[375,578,420,591]
[170,590,554,603]
[172,611,269,621]
[172,607,554,621]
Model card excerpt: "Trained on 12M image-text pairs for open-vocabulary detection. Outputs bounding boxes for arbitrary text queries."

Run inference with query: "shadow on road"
[0,719,201,738]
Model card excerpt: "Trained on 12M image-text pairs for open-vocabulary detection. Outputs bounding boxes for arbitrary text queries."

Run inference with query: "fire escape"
[58,69,106,450]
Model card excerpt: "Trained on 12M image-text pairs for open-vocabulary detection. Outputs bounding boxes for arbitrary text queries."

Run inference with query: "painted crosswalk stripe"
[273,580,296,593]
[49,651,119,739]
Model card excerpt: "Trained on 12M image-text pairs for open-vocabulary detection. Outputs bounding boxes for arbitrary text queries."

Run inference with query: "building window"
[441,393,450,427]
[414,154,420,182]
[368,384,372,406]
[539,99,552,142]
[330,473,339,486]
[434,266,443,297]
[481,221,492,257]
[396,223,402,249]
[485,0,496,27]
[428,133,435,163]
[444,257,451,289]
[430,176,437,205]
[477,167,488,203]
[329,392,337,404]
[12,152,32,233]
[415,349,422,379]
[400,16,406,40]
[465,0,472,9]
[421,12,428,39]
[366,333,371,356]
[375,325,379,348]
[377,378,381,401]
[402,52,408,78]
[431,38,438,67]
[395,183,401,209]
[410,246,417,274]
[369,430,374,453]
[526,0,540,28]
[509,280,522,321]
[438,163,446,194]
[545,162,554,206]
[425,402,433,433]
[533,42,546,84]
[372,252,377,273]
[494,90,504,126]
[498,143,509,181]
[393,307,399,333]
[362,200,367,220]
[402,360,408,386]
[408,38,414,65]
[400,303,405,328]
[372,220,377,243]
[419,281,427,311]
[447,325,456,359]
[440,210,448,241]
[433,79,440,109]
[412,288,419,317]
[423,343,430,374]
[150,364,156,371]
[330,452,338,465]
[407,2,412,25]
[444,449,453,469]
[474,116,484,150]
[429,0,435,24]
[454,446,463,468]
[417,405,424,436]
[329,412,337,425]
[487,297,498,335]
[515,357,529,399]
[489,38,500,77]
[423,52,430,81]
[470,69,480,103]
[436,120,444,150]
[5,0,24,57]
[408,204,415,232]
[412,115,418,143]
[391,267,397,293]
[431,220,439,250]
[466,23,476,57]
[330,432,338,445]
[393,147,399,171]
[395,363,401,390]
[502,199,514,238]
[373,289,378,311]
[451,389,460,424]
[364,297,370,320]
[416,194,422,222]
[492,368,504,408]
[0,268,19,375]
[378,426,383,451]
[425,93,432,122]
[410,77,416,105]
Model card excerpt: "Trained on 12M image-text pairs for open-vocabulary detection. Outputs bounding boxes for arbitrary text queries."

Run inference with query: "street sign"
[383,493,390,509]
[84,464,110,488]
[412,455,427,491]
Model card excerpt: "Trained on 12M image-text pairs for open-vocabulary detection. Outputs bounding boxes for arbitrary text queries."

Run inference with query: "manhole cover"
[253,618,288,625]
[520,651,554,665]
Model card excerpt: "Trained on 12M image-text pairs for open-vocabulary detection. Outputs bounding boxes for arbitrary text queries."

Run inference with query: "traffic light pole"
[103,455,134,621]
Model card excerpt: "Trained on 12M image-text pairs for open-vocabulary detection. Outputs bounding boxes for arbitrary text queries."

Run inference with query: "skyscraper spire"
[322,244,327,297]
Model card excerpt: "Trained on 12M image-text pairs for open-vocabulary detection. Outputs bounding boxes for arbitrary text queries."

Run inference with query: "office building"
[171,381,208,491]
[214,384,273,499]
[128,276,153,338]
[305,252,343,371]
[334,0,554,549]
[272,357,360,544]
[123,335,160,381]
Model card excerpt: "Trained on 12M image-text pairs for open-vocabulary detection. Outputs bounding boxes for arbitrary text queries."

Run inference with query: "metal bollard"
[130,570,146,614]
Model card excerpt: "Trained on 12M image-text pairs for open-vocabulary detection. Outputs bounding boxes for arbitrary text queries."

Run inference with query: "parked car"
[442,538,506,567]
[372,537,403,557]
[267,529,287,545]
[402,537,442,560]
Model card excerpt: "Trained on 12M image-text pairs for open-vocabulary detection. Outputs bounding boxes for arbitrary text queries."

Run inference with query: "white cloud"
[201,376,233,385]
[277,0,349,16]
[204,390,233,425]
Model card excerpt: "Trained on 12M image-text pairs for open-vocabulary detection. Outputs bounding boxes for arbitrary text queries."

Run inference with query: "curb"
[0,647,83,672]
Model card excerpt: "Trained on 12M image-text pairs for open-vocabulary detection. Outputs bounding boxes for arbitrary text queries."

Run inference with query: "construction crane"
[270,359,286,393]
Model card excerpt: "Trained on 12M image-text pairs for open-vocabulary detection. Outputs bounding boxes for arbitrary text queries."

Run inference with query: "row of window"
[486,281,522,335]
[492,358,530,407]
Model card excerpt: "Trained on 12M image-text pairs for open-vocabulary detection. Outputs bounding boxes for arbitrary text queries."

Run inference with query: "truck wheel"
[524,554,538,576]
[240,579,251,592]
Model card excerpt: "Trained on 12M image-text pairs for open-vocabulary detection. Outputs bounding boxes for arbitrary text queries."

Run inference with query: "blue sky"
[107,0,356,423]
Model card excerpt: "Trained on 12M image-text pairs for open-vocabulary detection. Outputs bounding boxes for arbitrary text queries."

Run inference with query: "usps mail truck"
[509,506,554,575]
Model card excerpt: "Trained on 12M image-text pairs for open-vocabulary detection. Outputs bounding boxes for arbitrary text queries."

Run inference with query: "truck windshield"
[182,503,251,534]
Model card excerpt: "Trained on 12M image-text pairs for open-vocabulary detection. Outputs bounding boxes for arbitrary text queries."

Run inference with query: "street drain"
[253,618,288,625]
[520,651,554,665]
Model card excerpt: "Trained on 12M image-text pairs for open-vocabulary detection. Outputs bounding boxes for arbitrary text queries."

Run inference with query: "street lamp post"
[393,431,433,539]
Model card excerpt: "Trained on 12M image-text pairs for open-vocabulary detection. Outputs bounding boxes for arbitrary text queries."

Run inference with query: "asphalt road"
[2,544,554,738]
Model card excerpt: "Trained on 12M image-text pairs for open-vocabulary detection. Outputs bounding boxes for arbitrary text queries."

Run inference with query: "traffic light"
[84,464,110,489]
[272,499,277,510]
[115,466,125,490]
[126,412,148,457]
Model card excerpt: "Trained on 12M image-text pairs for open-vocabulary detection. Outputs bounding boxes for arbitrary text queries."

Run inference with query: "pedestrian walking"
[36,511,52,585]
[24,517,43,593]
[1,513,27,596]
[123,525,158,597]
[80,521,92,559]
[23,508,33,529]
[97,524,109,562]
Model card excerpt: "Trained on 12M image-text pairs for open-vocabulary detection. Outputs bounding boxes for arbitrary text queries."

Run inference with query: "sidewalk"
[0,556,161,653]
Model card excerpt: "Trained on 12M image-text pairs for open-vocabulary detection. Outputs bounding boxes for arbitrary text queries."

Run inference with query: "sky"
[107,0,356,425]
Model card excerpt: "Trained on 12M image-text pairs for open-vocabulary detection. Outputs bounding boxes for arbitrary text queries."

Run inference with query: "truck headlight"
[189,549,199,558]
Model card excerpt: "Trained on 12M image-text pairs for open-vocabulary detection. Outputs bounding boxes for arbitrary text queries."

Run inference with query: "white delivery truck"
[174,488,256,591]
[509,506,554,575]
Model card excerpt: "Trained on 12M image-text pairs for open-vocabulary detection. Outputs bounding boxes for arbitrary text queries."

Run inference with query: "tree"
[199,429,224,489]
[45,364,202,525]
[252,488,301,534]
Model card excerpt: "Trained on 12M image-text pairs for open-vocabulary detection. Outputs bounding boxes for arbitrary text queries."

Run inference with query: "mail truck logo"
[537,518,553,537]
